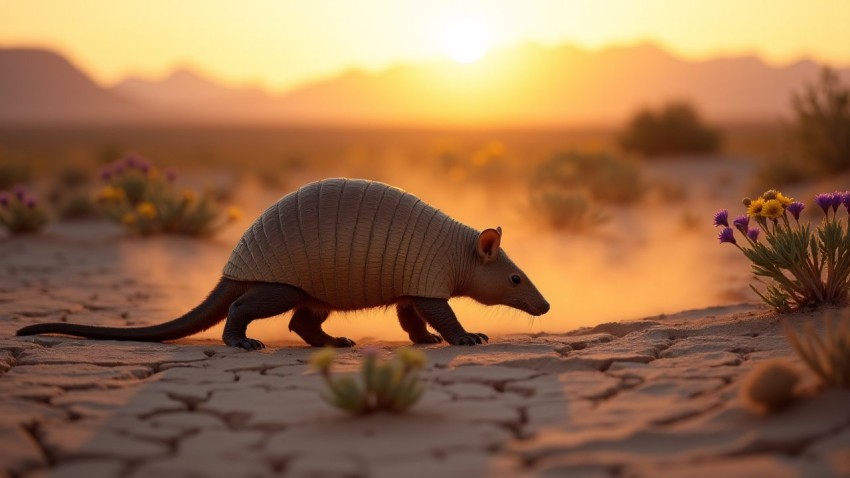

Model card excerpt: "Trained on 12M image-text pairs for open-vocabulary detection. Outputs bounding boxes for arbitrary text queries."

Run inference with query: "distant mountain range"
[1,44,848,126]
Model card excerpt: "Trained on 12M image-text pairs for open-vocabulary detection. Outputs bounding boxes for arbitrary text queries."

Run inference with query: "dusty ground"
[2,225,849,477]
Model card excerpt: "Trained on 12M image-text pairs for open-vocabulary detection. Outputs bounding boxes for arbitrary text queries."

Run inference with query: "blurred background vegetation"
[1,67,849,237]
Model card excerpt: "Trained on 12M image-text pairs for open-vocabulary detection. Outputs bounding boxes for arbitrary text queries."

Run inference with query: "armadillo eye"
[511,275,521,285]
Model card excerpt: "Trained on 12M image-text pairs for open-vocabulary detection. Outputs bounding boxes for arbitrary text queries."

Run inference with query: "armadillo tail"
[16,277,248,342]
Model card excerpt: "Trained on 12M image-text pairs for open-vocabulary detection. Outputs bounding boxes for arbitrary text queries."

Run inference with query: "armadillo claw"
[229,338,265,350]
[330,337,356,348]
[452,333,489,346]
[411,333,443,344]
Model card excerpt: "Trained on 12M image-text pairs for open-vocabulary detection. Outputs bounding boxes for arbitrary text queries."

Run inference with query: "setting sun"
[436,14,491,64]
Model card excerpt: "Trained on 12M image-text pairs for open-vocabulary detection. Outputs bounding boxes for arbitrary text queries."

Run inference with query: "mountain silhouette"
[0,49,136,123]
[277,43,843,126]
[112,68,268,107]
[1,44,847,126]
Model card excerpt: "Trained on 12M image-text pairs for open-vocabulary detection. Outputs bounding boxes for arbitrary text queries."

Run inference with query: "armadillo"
[17,178,550,349]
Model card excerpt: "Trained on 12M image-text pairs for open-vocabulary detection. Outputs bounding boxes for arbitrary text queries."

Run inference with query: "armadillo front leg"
[410,297,489,346]
[224,282,306,350]
[289,308,355,347]
[397,303,442,344]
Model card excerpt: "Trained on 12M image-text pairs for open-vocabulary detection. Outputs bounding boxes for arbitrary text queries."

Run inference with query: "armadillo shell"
[223,178,472,310]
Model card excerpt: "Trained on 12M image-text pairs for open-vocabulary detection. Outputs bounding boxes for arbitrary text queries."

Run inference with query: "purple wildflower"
[113,164,125,175]
[842,191,850,211]
[787,202,805,221]
[718,227,736,245]
[13,185,26,200]
[24,196,37,209]
[100,167,113,181]
[831,191,843,212]
[713,209,729,227]
[732,214,749,232]
[747,228,760,241]
[164,168,178,182]
[137,160,151,173]
[123,153,140,169]
[815,193,833,214]
[0,192,10,207]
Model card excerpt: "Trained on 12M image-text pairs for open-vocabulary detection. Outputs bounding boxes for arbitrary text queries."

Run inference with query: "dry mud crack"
[1,238,849,477]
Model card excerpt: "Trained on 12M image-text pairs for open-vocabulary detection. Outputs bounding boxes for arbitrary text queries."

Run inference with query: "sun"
[436,15,491,64]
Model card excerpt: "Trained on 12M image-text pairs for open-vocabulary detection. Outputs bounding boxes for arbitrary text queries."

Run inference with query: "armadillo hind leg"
[410,297,490,346]
[397,303,442,344]
[224,282,309,350]
[289,308,355,347]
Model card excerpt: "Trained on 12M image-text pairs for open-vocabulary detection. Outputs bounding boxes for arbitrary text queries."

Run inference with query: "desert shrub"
[97,154,241,237]
[620,102,720,157]
[792,67,850,175]
[56,192,99,219]
[715,189,850,311]
[0,186,48,234]
[47,165,99,220]
[531,190,608,232]
[751,154,811,191]
[785,313,850,388]
[533,151,645,204]
[530,151,640,232]
[0,161,31,190]
[310,347,426,415]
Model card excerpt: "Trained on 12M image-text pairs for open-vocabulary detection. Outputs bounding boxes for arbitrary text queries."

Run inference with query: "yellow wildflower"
[761,189,778,201]
[121,212,137,224]
[762,199,784,219]
[97,186,124,202]
[747,198,766,217]
[396,347,427,370]
[137,201,157,219]
[182,190,196,204]
[226,206,243,222]
[309,348,336,372]
[775,191,793,207]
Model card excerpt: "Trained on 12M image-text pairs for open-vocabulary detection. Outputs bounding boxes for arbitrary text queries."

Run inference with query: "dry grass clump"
[785,314,850,388]
[740,359,800,414]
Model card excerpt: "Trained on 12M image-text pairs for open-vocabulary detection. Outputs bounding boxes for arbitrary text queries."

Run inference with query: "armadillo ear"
[476,228,501,263]
[496,226,502,236]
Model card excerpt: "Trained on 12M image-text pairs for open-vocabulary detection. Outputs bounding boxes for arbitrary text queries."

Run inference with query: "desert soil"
[1,221,849,478]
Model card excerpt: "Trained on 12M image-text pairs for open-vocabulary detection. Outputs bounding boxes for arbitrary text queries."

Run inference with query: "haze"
[3,0,849,92]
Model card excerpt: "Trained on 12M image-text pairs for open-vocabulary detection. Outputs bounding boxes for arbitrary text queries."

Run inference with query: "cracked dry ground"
[2,235,850,478]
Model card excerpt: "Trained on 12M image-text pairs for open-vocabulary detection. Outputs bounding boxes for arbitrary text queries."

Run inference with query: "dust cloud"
[120,157,755,344]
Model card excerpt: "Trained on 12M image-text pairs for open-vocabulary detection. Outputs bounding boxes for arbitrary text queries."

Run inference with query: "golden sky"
[2,0,849,92]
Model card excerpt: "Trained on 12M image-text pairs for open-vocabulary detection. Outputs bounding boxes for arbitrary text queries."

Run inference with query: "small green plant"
[0,186,48,234]
[785,314,850,388]
[620,102,720,157]
[531,190,608,232]
[97,154,241,236]
[310,347,426,415]
[716,189,850,311]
